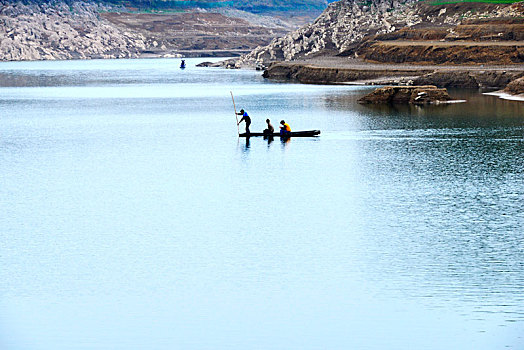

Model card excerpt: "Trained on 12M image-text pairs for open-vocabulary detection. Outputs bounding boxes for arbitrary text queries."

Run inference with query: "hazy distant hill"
[15,0,335,14]
[110,0,334,14]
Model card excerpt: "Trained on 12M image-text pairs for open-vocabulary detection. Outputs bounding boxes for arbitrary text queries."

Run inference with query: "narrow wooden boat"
[239,130,321,137]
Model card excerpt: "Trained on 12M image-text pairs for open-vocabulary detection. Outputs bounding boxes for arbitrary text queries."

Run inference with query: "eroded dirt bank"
[263,58,524,90]
[101,11,291,58]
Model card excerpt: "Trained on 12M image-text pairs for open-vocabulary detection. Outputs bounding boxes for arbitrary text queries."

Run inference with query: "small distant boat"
[239,130,321,137]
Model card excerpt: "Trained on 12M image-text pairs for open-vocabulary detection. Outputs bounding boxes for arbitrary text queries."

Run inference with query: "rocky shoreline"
[262,59,524,91]
[231,0,524,100]
[504,76,524,95]
[484,76,524,101]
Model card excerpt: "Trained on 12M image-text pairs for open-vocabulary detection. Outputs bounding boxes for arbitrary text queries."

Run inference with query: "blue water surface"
[0,58,523,350]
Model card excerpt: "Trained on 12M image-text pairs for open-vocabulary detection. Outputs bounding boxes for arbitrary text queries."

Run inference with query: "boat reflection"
[280,136,291,148]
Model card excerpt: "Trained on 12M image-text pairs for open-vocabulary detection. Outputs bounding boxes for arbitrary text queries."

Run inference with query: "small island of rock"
[358,85,453,105]
[504,77,524,97]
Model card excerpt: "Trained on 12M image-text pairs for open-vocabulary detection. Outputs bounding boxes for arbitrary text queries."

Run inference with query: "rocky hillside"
[237,0,423,65]
[0,0,298,61]
[0,0,147,60]
[101,9,291,58]
[236,0,524,67]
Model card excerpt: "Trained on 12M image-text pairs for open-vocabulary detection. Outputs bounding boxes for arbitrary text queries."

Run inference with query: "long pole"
[230,91,239,135]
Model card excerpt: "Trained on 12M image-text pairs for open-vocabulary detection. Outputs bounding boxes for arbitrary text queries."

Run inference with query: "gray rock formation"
[235,0,524,67]
[0,0,147,61]
[504,76,524,95]
[358,85,452,105]
[236,0,423,67]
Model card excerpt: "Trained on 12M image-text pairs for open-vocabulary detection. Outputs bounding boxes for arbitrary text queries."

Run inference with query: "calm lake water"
[0,58,523,350]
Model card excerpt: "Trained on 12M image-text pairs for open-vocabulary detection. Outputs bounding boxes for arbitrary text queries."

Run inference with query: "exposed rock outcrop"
[358,85,452,104]
[0,0,147,61]
[236,0,524,67]
[504,76,524,95]
[237,0,424,67]
[0,0,298,61]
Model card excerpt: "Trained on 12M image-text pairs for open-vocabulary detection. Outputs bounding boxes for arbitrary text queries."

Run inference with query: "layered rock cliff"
[237,0,423,65]
[236,0,524,67]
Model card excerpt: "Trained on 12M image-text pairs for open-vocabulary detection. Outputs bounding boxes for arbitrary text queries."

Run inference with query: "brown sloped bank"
[354,18,524,66]
[262,62,433,84]
[101,11,291,58]
[361,43,524,66]
[262,60,524,90]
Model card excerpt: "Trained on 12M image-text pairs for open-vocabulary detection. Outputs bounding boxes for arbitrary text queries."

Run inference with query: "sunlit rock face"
[0,0,146,61]
[236,0,524,67]
[236,0,424,66]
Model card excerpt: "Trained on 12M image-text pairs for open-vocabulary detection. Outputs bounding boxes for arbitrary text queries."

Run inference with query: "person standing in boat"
[263,119,274,135]
[237,109,251,134]
[279,120,291,136]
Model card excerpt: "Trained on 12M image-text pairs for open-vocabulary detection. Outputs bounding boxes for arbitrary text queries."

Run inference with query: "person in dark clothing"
[263,119,274,135]
[237,109,251,134]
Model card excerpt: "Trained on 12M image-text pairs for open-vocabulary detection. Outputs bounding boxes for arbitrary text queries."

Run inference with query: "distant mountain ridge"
[12,0,337,15]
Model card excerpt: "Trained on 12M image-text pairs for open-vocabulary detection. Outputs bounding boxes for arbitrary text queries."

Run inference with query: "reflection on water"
[280,136,292,148]
[0,58,523,350]
[327,89,524,131]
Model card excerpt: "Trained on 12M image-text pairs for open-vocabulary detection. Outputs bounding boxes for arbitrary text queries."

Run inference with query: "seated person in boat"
[279,120,291,136]
[237,109,251,134]
[263,119,274,135]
